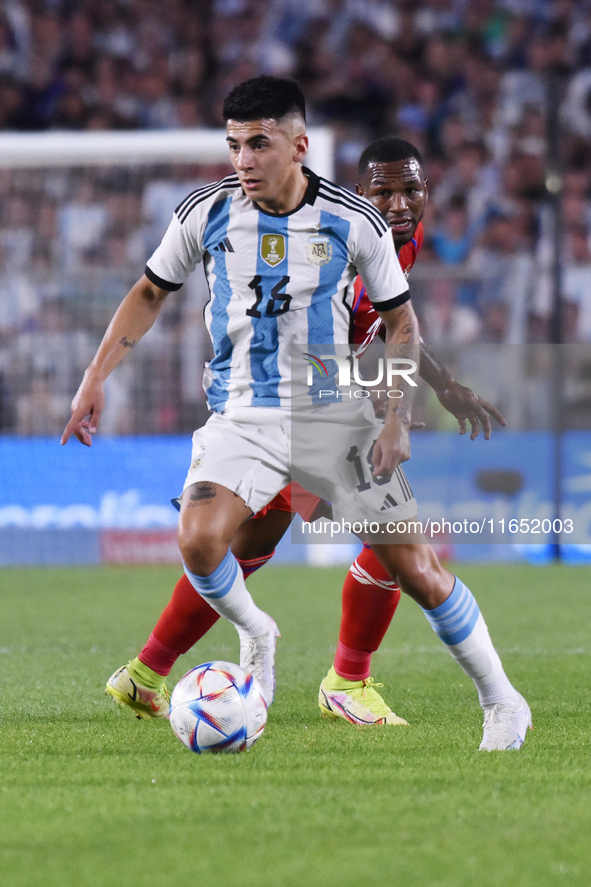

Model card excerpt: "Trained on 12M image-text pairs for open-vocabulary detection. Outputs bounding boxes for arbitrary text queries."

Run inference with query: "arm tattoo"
[119,337,136,349]
[419,342,454,392]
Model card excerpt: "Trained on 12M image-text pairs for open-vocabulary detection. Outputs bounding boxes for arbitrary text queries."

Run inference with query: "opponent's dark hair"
[358,137,424,176]
[223,75,306,123]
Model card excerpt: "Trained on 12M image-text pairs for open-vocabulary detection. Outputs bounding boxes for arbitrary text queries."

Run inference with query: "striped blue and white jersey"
[145,168,409,412]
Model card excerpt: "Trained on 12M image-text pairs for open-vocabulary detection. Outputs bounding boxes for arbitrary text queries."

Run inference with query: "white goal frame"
[0,127,334,178]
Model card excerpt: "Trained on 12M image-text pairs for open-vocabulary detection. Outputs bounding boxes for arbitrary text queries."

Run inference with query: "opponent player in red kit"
[106,138,506,725]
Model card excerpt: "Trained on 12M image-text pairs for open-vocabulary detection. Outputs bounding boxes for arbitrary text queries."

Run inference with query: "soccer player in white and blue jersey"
[63,76,530,750]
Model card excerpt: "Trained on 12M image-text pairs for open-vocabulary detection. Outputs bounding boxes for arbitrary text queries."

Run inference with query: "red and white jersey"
[352,221,424,354]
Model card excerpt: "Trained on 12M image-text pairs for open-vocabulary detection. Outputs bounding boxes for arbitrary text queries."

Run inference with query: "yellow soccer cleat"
[105,663,170,720]
[318,666,408,726]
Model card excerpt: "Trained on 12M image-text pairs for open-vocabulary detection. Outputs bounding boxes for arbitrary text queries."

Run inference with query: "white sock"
[184,550,271,638]
[421,576,520,708]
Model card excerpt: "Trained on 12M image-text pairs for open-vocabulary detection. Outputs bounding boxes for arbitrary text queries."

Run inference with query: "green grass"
[1,562,590,887]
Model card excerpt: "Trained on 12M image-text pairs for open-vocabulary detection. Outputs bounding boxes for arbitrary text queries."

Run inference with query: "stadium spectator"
[15,368,70,436]
[430,195,476,264]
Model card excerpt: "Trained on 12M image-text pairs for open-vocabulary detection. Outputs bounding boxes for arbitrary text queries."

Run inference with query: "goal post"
[0,127,335,177]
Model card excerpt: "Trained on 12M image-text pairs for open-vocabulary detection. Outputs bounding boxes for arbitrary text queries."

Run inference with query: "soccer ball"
[169,661,267,754]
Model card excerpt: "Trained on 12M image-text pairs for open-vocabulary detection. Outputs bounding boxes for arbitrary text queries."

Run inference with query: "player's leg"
[232,506,293,564]
[302,400,529,744]
[105,575,221,719]
[178,409,290,622]
[318,544,408,725]
[106,482,256,717]
[295,407,414,725]
[116,509,291,687]
[108,410,291,713]
[334,545,401,680]
[106,506,293,719]
[177,481,280,704]
[144,506,292,667]
[142,507,292,672]
[105,573,220,720]
[373,541,532,750]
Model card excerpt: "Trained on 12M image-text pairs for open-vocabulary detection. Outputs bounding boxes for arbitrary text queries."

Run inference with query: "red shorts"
[252,482,322,522]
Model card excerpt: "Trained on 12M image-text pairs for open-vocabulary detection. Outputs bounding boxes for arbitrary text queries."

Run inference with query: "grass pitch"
[1,562,590,887]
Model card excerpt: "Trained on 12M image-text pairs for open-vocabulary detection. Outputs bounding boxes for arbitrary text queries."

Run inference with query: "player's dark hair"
[358,137,424,176]
[223,75,306,123]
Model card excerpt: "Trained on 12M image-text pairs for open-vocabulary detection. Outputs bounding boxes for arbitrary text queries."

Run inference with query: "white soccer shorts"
[290,398,417,527]
[183,404,417,526]
[183,408,292,515]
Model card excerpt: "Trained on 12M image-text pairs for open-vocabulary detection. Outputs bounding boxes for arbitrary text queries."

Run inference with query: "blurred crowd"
[2,0,591,434]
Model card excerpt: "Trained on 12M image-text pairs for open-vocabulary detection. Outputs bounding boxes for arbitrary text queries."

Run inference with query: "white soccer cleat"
[239,618,280,706]
[479,694,532,751]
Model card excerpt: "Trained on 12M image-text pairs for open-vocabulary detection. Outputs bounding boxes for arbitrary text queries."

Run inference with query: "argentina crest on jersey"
[306,232,333,266]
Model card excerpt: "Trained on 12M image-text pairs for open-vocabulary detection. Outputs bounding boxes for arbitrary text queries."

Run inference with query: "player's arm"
[61,275,171,446]
[374,317,505,440]
[418,342,506,440]
[371,299,420,476]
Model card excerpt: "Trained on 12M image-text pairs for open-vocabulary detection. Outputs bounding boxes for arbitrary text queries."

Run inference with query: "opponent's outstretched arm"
[61,275,171,446]
[371,299,421,476]
[418,342,506,440]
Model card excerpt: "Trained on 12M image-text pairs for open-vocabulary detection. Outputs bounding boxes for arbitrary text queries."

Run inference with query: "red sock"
[138,632,183,676]
[139,575,220,675]
[138,553,275,676]
[333,545,401,681]
[236,550,275,578]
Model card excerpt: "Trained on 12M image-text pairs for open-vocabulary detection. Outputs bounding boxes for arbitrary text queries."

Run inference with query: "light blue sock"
[421,576,480,644]
[422,577,518,707]
[183,550,270,637]
[184,548,239,600]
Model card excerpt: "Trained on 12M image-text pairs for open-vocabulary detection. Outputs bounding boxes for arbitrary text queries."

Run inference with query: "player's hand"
[61,373,105,447]
[435,382,506,440]
[371,412,410,477]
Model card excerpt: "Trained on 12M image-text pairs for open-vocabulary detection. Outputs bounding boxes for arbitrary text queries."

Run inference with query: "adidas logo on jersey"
[380,494,399,511]
[212,237,234,253]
